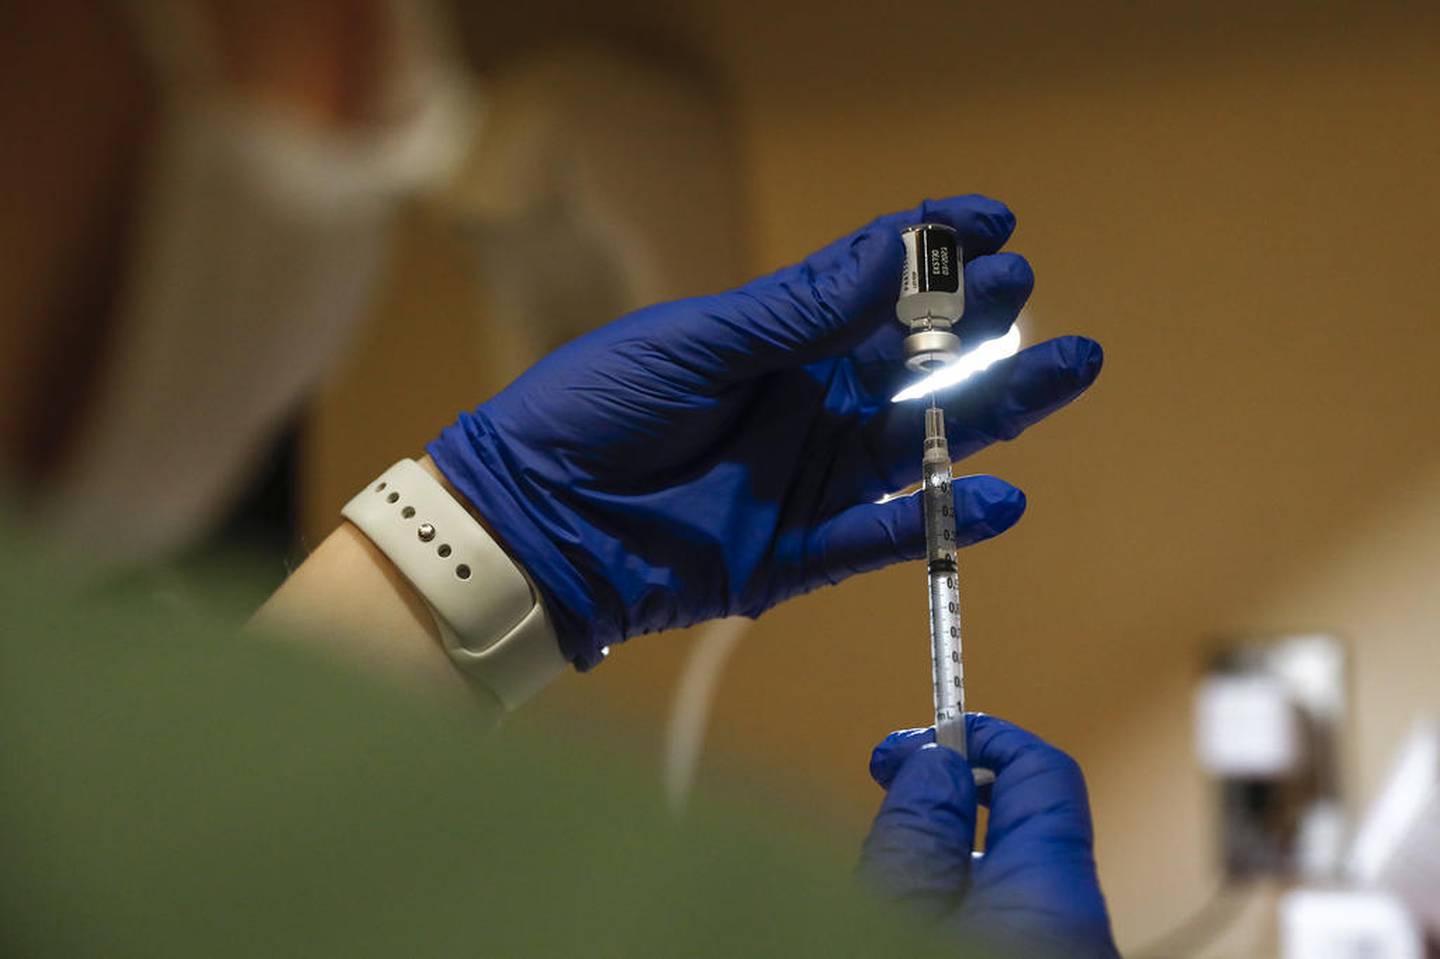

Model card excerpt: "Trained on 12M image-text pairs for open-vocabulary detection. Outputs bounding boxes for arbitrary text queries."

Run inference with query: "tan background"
[304,2,1440,949]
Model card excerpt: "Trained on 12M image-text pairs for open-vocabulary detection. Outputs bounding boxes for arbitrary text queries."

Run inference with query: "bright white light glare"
[891,323,1022,403]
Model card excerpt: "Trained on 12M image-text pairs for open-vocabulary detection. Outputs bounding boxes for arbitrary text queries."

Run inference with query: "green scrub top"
[0,522,949,958]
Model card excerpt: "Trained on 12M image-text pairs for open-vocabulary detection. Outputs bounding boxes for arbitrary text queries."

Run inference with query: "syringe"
[897,222,970,756]
[922,401,967,755]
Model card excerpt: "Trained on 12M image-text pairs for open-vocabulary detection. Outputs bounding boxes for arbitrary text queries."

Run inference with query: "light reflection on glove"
[430,195,1103,669]
[859,715,1121,959]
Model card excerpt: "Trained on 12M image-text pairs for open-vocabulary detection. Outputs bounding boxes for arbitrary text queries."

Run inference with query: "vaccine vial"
[896,223,964,372]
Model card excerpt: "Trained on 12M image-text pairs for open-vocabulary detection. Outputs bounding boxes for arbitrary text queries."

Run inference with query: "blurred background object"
[1280,889,1424,959]
[440,45,743,364]
[1262,720,1439,957]
[1,0,472,572]
[5,0,1438,954]
[1195,635,1347,881]
[1348,721,1440,941]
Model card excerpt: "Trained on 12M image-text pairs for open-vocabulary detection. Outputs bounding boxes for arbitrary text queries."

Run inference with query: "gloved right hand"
[858,714,1121,959]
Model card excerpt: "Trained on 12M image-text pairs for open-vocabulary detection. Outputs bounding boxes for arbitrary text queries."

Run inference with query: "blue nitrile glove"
[430,195,1103,669]
[859,715,1120,959]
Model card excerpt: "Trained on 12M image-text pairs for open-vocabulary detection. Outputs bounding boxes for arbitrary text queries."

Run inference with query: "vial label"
[901,230,922,296]
[900,225,961,296]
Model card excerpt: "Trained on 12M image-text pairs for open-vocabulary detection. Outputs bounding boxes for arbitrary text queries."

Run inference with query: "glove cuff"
[428,411,614,670]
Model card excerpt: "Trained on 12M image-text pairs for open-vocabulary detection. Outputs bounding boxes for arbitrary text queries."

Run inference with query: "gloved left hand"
[430,195,1103,669]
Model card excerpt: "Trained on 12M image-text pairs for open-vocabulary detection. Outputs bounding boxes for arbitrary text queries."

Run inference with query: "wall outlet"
[1196,635,1346,878]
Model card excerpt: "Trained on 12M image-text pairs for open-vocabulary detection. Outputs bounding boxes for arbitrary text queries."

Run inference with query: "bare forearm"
[251,458,502,719]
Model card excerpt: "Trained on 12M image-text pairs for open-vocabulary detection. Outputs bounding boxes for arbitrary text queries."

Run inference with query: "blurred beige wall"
[304,2,1440,949]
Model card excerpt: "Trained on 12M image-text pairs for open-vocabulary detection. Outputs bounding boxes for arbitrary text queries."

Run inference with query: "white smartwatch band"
[341,459,566,709]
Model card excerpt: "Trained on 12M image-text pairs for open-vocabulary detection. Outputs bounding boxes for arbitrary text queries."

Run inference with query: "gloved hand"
[859,715,1120,959]
[430,195,1103,669]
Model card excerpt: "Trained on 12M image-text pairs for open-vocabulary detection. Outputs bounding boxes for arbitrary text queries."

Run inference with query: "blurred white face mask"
[42,1,471,564]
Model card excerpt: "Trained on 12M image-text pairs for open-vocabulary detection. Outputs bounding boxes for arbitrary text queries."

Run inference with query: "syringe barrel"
[922,407,948,465]
[922,423,967,758]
